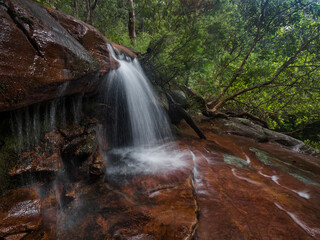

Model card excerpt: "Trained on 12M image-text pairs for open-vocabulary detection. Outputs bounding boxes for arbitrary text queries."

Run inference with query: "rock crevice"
[5,5,44,58]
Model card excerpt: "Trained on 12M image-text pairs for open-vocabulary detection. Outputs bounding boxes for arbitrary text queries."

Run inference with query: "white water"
[274,203,320,237]
[103,45,172,148]
[100,45,187,176]
[106,144,188,176]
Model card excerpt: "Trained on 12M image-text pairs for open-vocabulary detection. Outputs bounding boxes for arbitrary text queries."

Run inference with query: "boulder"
[222,117,320,156]
[110,42,137,59]
[0,0,124,112]
[9,130,64,176]
[44,6,119,75]
[0,188,42,238]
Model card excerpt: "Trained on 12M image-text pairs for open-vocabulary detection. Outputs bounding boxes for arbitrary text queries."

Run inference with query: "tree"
[33,0,320,146]
[85,0,98,25]
[128,0,136,44]
[204,0,320,115]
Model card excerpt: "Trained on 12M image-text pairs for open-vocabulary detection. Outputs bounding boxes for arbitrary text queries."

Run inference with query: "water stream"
[100,45,186,177]
[102,45,172,148]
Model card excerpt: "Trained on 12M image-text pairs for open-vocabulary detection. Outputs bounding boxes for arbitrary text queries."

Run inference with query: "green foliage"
[304,138,320,151]
[35,0,320,145]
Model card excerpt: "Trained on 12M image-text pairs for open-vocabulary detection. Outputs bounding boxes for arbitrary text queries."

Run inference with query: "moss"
[249,147,281,167]
[250,147,319,187]
[0,134,20,194]
[288,172,320,187]
[223,154,250,168]
[75,137,97,160]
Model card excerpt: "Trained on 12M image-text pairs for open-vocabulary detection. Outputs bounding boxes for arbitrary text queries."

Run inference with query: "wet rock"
[62,133,97,163]
[9,152,62,176]
[179,120,320,239]
[222,117,320,156]
[0,188,42,238]
[58,124,86,139]
[110,42,137,59]
[51,171,198,240]
[223,154,250,168]
[0,0,123,112]
[9,130,64,176]
[45,7,119,75]
[43,130,65,149]
[89,148,106,176]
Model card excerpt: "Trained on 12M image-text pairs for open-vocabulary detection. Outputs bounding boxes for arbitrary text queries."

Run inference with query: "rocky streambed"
[1,116,320,240]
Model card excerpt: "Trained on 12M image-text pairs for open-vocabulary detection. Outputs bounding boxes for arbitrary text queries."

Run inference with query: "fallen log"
[166,92,206,139]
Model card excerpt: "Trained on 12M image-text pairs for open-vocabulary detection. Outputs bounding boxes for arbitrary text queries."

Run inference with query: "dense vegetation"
[35,0,320,149]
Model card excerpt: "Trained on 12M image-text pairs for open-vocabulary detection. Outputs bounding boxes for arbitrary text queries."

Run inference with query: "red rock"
[0,188,42,238]
[9,130,65,176]
[3,117,320,239]
[0,0,123,112]
[111,42,137,59]
[88,148,106,175]
[45,7,119,75]
[4,233,27,240]
[36,148,198,240]
[9,152,62,176]
[178,118,320,239]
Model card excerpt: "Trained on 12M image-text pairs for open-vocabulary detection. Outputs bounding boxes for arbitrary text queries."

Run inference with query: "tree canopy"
[34,0,320,149]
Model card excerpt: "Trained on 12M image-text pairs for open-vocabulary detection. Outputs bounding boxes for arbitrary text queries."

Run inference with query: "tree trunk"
[166,92,206,139]
[128,0,136,44]
[74,0,79,18]
[85,0,91,23]
[85,0,98,25]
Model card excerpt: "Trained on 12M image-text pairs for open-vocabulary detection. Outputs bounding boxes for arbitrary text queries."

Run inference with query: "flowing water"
[102,45,172,148]
[100,45,186,176]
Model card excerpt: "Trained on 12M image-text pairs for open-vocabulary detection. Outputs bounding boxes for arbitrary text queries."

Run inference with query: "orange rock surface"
[1,119,320,239]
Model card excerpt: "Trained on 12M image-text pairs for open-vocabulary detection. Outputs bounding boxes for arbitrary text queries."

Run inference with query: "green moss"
[250,147,319,187]
[288,172,320,187]
[249,147,281,167]
[223,154,250,168]
[0,135,19,194]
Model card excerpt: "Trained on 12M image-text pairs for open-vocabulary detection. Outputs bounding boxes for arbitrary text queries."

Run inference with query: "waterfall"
[102,44,172,148]
[99,45,189,177]
[10,82,80,153]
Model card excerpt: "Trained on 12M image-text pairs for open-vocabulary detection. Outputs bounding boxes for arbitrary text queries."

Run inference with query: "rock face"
[221,117,320,156]
[44,6,119,75]
[8,119,98,179]
[0,188,42,239]
[9,130,65,176]
[1,117,320,239]
[179,118,320,239]
[0,0,135,112]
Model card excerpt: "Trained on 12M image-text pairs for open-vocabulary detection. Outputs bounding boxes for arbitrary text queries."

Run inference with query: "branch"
[209,34,320,112]
[92,0,98,10]
[207,1,269,108]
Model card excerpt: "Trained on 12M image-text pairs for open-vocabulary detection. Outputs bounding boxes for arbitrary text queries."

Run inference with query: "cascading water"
[101,45,187,176]
[103,45,172,148]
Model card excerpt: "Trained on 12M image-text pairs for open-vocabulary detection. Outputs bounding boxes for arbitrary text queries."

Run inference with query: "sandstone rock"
[45,7,119,75]
[89,148,106,176]
[0,188,42,238]
[179,119,320,239]
[9,151,62,176]
[58,123,86,139]
[222,117,320,156]
[62,133,97,163]
[110,42,137,59]
[0,0,121,112]
[52,171,198,240]
[9,130,64,176]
